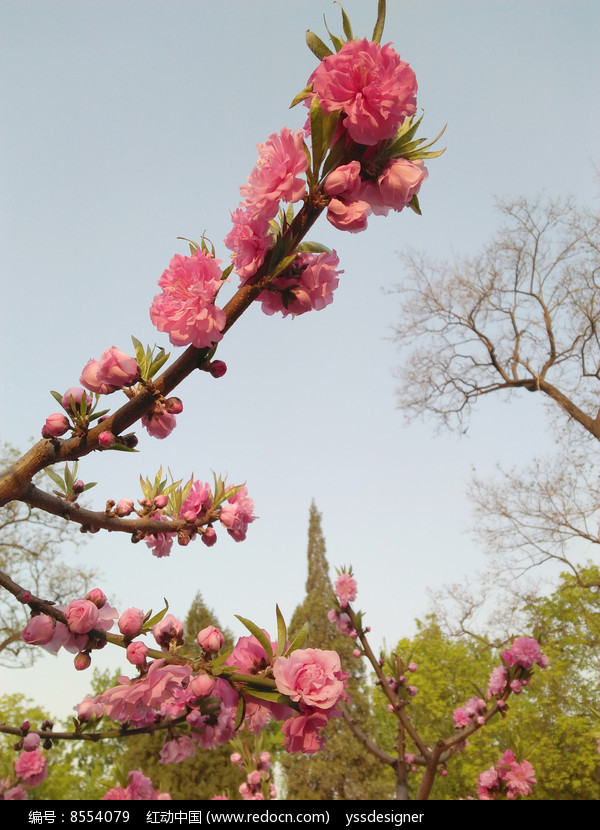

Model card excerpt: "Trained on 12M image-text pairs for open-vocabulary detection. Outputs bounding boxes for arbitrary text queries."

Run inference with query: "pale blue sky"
[1,0,599,717]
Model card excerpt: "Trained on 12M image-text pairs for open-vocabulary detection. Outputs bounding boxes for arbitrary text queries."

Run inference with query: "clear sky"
[1,0,599,718]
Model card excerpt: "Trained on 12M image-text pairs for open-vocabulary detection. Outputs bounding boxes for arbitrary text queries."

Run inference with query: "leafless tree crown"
[393,197,600,437]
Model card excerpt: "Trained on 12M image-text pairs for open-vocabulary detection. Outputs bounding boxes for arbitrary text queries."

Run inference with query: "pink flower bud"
[352,649,362,658]
[65,599,99,634]
[85,588,107,609]
[21,615,54,645]
[61,387,92,412]
[152,614,184,649]
[23,733,40,751]
[98,431,114,448]
[201,527,217,547]
[42,413,70,438]
[229,752,243,766]
[208,360,227,378]
[21,721,30,732]
[20,590,32,603]
[441,768,448,777]
[408,685,418,697]
[190,673,216,698]
[96,346,139,388]
[74,652,91,671]
[197,625,224,653]
[118,607,146,639]
[509,679,523,694]
[154,494,168,509]
[476,716,486,725]
[408,662,418,672]
[405,753,415,764]
[324,161,362,198]
[80,359,114,395]
[165,397,183,415]
[258,751,271,768]
[126,641,148,665]
[115,498,134,517]
[72,479,85,494]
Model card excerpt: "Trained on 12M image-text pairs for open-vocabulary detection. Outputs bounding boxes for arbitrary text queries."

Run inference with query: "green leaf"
[221,263,234,281]
[271,252,297,279]
[234,692,246,730]
[305,30,333,61]
[275,605,287,658]
[235,615,273,663]
[408,194,422,215]
[323,17,343,53]
[105,443,139,453]
[284,622,309,656]
[290,84,313,109]
[296,241,333,254]
[50,390,64,407]
[372,0,386,44]
[45,467,66,492]
[64,462,74,491]
[148,349,169,379]
[144,598,169,630]
[238,687,291,705]
[309,94,325,176]
[131,336,146,375]
[335,2,354,41]
[82,482,97,491]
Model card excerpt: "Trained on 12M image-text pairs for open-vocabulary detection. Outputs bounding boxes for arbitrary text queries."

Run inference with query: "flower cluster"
[103,770,171,801]
[487,637,549,700]
[477,750,537,800]
[229,749,276,801]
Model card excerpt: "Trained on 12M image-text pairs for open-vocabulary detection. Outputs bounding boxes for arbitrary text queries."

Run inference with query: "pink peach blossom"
[273,648,346,712]
[61,387,92,412]
[21,615,54,646]
[97,346,139,387]
[281,710,329,754]
[14,749,47,787]
[334,573,357,608]
[118,607,146,639]
[310,39,417,146]
[42,413,70,438]
[197,625,224,653]
[240,128,307,221]
[150,249,226,350]
[219,486,255,542]
[159,736,196,765]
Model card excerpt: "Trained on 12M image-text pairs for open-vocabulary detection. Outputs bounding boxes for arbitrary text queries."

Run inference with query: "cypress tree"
[280,503,393,799]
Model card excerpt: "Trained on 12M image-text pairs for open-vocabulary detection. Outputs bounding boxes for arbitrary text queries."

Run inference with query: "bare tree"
[0,444,96,668]
[393,197,600,438]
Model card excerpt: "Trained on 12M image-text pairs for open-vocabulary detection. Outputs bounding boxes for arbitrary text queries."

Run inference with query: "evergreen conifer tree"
[280,503,393,799]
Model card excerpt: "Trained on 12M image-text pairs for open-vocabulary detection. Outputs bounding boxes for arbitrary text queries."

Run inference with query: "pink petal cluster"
[240,128,307,221]
[452,696,487,729]
[325,158,427,233]
[159,736,196,765]
[14,749,47,788]
[80,346,139,394]
[103,770,171,801]
[334,573,357,608]
[502,637,548,670]
[487,665,508,699]
[225,128,307,283]
[150,249,226,349]
[280,709,329,755]
[273,648,346,712]
[180,480,213,523]
[141,400,179,439]
[152,614,184,650]
[257,251,342,318]
[478,750,537,800]
[219,486,256,542]
[65,599,100,634]
[310,38,417,146]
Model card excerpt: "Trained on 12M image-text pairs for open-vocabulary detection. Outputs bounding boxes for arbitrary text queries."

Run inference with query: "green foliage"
[375,569,600,800]
[280,503,393,800]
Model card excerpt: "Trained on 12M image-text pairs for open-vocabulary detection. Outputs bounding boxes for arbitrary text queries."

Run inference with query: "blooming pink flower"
[240,128,307,221]
[258,251,342,318]
[508,636,543,669]
[224,208,271,281]
[65,599,99,634]
[273,648,346,712]
[310,39,417,146]
[42,413,70,438]
[21,615,54,646]
[76,696,104,721]
[180,480,212,523]
[159,736,196,765]
[487,665,507,698]
[142,403,178,439]
[505,759,537,797]
[150,249,226,349]
[14,749,47,787]
[281,710,329,754]
[219,486,256,542]
[80,359,114,395]
[334,573,357,608]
